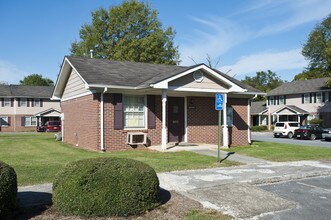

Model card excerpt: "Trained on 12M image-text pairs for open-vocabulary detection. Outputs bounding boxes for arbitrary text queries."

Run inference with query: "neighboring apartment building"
[0,85,61,132]
[254,78,331,128]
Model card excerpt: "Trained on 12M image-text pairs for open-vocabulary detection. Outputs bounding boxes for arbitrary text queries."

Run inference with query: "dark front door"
[168,97,184,142]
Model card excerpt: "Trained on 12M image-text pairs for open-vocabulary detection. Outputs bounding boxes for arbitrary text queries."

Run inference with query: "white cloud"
[257,0,331,36]
[219,48,308,77]
[0,60,26,84]
[179,17,251,66]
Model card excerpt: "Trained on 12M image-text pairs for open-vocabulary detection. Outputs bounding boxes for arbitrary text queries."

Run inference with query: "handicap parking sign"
[215,94,223,110]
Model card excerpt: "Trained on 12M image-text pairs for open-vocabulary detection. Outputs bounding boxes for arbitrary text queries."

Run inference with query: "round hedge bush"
[52,157,160,217]
[0,161,18,219]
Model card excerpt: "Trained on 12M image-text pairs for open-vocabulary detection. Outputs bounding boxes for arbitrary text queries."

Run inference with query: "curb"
[249,170,331,185]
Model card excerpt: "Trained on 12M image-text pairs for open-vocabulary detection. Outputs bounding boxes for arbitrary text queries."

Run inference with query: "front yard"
[0,133,238,186]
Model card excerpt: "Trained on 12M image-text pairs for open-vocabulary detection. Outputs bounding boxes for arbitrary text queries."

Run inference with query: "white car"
[273,122,300,138]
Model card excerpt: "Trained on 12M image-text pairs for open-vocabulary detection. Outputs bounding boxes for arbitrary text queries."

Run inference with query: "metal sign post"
[215,94,223,163]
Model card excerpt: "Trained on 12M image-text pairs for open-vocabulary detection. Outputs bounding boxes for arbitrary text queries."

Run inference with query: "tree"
[242,70,285,101]
[295,14,331,85]
[20,74,54,86]
[70,0,179,65]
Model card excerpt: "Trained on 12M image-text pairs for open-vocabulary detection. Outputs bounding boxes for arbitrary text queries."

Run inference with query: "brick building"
[52,56,262,151]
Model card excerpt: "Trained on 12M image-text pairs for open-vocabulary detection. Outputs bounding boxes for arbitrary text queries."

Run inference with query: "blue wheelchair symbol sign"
[215,94,223,110]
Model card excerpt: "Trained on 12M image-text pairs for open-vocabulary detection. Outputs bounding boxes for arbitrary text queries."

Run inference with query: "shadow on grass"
[220,152,235,163]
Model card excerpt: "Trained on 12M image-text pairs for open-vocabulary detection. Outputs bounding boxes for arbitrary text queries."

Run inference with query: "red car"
[38,121,61,132]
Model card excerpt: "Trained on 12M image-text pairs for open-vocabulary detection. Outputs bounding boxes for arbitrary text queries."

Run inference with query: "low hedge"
[0,161,18,219]
[53,157,160,217]
[252,125,268,131]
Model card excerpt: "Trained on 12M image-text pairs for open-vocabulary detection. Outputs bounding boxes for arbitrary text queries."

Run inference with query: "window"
[34,98,40,107]
[123,96,145,128]
[270,96,274,105]
[0,116,9,126]
[279,96,284,105]
[304,93,310,103]
[4,98,10,107]
[316,92,322,103]
[20,98,27,107]
[25,116,37,126]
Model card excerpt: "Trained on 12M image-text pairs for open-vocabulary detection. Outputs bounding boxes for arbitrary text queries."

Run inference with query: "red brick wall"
[228,98,249,146]
[103,94,162,151]
[187,97,220,144]
[187,97,249,147]
[61,94,249,151]
[61,94,100,151]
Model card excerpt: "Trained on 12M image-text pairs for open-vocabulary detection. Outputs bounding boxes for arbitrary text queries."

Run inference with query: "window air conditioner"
[127,132,147,145]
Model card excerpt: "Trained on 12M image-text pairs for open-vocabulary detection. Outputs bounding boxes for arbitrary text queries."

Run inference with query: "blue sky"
[0,0,330,84]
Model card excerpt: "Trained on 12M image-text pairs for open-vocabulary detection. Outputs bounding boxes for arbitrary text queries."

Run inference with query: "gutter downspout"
[100,88,107,152]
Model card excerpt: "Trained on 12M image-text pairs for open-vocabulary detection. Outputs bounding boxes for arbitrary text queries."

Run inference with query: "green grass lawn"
[0,133,238,186]
[225,141,331,162]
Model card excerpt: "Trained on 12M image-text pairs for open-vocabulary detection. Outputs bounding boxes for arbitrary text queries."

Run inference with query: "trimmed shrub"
[53,157,160,217]
[0,161,18,219]
[309,118,324,126]
[252,125,268,132]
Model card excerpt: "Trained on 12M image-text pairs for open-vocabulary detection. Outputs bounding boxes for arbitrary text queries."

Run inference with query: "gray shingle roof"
[268,78,330,96]
[0,85,54,98]
[66,56,261,93]
[251,101,267,115]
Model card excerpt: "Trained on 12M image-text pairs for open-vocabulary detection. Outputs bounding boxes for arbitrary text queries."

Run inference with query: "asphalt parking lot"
[258,176,331,220]
[252,132,331,148]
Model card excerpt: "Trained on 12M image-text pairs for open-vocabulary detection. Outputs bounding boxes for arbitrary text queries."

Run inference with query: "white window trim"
[4,98,10,107]
[279,96,284,105]
[20,98,27,107]
[34,98,41,107]
[304,93,310,103]
[25,116,37,127]
[316,92,322,103]
[0,116,9,127]
[123,95,147,130]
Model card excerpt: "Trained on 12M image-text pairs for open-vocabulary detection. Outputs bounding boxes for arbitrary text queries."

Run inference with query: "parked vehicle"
[38,121,61,132]
[273,122,300,138]
[293,124,324,140]
[322,128,331,141]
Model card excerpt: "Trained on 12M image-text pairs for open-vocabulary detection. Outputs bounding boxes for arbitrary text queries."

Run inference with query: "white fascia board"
[88,84,148,90]
[152,64,246,92]
[168,86,229,94]
[52,57,90,100]
[272,106,299,115]
[61,91,93,102]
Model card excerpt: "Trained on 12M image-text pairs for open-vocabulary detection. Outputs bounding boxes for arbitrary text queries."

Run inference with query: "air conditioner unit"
[127,132,147,145]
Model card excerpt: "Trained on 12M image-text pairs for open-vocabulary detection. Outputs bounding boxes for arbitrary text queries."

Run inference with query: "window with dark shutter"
[322,92,325,102]
[40,99,43,107]
[1,98,4,107]
[147,95,156,129]
[21,117,25,126]
[11,98,14,107]
[113,94,123,130]
[310,93,313,103]
[301,94,304,104]
[7,117,11,126]
[314,93,316,103]
[18,98,21,107]
[284,96,286,105]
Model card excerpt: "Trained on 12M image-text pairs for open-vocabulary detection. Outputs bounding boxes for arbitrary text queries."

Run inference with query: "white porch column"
[277,114,279,122]
[223,93,228,147]
[298,115,301,123]
[161,89,167,150]
[258,114,261,126]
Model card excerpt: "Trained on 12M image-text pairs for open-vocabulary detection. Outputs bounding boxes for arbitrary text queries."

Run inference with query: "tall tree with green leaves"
[294,14,331,85]
[242,70,285,101]
[20,74,54,86]
[71,0,179,65]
